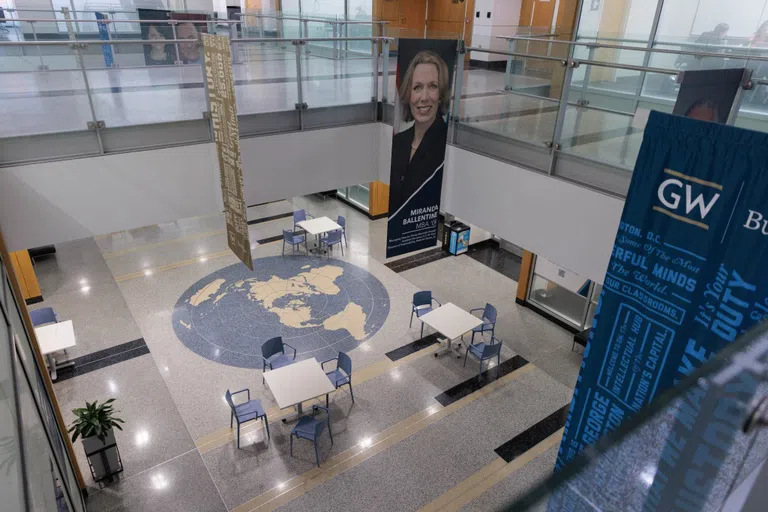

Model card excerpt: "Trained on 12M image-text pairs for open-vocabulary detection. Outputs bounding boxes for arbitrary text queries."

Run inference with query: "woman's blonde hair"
[398,50,450,122]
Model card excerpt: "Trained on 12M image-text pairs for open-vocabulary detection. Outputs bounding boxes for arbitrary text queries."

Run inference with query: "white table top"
[420,303,484,340]
[263,358,336,409]
[34,321,77,354]
[297,216,342,236]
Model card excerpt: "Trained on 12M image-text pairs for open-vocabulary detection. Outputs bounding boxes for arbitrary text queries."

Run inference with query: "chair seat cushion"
[291,235,305,243]
[472,322,493,332]
[267,354,294,370]
[292,415,325,439]
[415,306,432,317]
[468,343,487,358]
[326,369,349,387]
[235,399,265,419]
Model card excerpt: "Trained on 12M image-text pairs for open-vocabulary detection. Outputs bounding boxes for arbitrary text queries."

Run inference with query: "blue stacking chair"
[464,336,503,377]
[336,215,347,246]
[464,303,498,344]
[321,351,354,407]
[410,291,441,338]
[293,209,313,231]
[261,336,296,383]
[30,307,60,327]
[224,388,270,448]
[282,229,308,255]
[320,229,344,256]
[290,405,333,467]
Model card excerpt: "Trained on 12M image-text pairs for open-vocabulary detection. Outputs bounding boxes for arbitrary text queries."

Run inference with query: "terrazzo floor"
[34,194,582,511]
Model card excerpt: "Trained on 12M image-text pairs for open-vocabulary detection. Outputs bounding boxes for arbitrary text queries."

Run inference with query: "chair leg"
[237,422,241,449]
[230,410,234,429]
[348,381,354,403]
[314,440,320,467]
[463,348,469,367]
[290,434,294,456]
[328,423,334,444]
[410,310,414,328]
[471,331,476,344]
[281,239,285,255]
[340,242,344,256]
[420,321,424,339]
[326,393,330,408]
[263,416,270,439]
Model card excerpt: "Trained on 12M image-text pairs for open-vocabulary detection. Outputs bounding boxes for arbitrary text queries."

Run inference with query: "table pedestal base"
[434,337,463,358]
[281,401,305,423]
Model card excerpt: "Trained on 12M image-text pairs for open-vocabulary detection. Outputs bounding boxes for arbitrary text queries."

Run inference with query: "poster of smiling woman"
[386,39,457,259]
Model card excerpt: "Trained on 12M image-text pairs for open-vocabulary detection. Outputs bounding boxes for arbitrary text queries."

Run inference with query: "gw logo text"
[653,169,722,230]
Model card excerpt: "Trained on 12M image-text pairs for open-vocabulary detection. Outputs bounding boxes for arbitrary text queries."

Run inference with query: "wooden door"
[400,0,427,38]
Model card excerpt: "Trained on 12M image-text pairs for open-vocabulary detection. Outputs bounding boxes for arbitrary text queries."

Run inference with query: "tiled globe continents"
[173,256,390,368]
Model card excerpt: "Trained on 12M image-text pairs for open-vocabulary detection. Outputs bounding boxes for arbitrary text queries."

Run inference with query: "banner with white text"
[386,39,456,258]
[555,111,768,493]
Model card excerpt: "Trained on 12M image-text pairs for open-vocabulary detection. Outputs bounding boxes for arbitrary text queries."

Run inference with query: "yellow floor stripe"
[102,229,226,258]
[94,211,224,240]
[114,249,234,282]
[196,343,441,453]
[232,364,536,512]
[103,215,292,259]
[418,428,564,512]
[113,238,282,283]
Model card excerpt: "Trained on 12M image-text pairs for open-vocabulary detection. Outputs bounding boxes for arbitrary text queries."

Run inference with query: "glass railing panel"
[302,39,374,108]
[734,81,768,133]
[83,36,206,129]
[459,87,559,146]
[0,42,97,137]
[557,103,641,171]
[235,41,299,115]
[511,322,768,511]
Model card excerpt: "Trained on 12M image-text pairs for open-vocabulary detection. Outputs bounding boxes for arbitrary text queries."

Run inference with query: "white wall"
[0,124,380,251]
[442,145,624,283]
[470,0,522,62]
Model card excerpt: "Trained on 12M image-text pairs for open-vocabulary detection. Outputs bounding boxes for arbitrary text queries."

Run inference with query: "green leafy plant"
[68,399,125,443]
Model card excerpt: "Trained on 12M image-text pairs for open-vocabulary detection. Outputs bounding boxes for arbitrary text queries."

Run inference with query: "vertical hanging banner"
[202,33,253,271]
[95,12,114,68]
[556,111,768,475]
[386,39,457,258]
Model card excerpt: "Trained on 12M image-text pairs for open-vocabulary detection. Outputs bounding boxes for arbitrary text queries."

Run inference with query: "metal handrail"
[465,46,565,63]
[0,36,394,46]
[1,17,240,25]
[236,12,386,25]
[497,35,768,63]
[467,46,678,76]
[496,33,559,40]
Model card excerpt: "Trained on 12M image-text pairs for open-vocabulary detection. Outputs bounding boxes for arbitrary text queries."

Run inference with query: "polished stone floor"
[32,195,582,511]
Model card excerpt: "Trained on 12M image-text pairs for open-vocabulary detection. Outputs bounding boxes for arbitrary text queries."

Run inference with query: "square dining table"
[263,358,336,421]
[296,216,343,254]
[419,303,484,358]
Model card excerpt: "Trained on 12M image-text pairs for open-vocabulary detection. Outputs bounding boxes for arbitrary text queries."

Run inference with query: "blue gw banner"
[556,111,768,474]
[95,12,114,68]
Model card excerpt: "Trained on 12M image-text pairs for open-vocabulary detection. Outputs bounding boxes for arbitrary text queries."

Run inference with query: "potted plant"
[68,399,125,482]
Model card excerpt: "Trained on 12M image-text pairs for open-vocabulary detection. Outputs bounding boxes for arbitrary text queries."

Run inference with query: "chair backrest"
[413,291,432,307]
[482,338,503,358]
[312,405,332,436]
[483,303,498,324]
[283,229,296,242]
[337,215,346,228]
[30,307,57,327]
[293,209,306,224]
[325,229,342,244]
[224,390,236,411]
[262,336,284,359]
[338,351,352,375]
